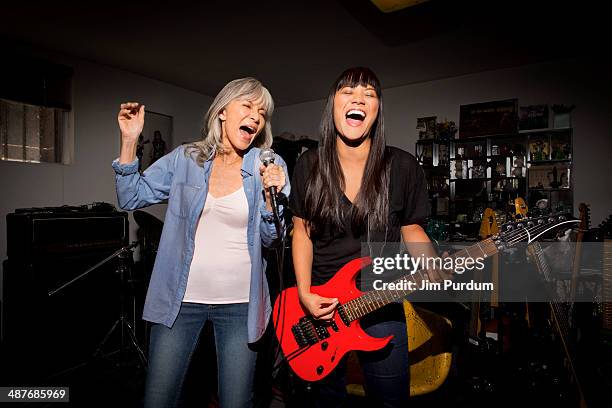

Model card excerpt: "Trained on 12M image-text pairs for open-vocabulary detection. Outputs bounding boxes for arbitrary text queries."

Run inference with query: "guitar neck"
[527,242,586,407]
[468,267,484,338]
[527,242,571,338]
[341,238,499,322]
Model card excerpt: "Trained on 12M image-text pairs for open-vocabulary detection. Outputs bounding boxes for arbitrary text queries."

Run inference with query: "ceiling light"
[370,0,431,13]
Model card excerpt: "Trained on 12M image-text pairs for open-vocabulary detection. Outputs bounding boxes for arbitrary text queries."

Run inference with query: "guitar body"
[273,257,392,381]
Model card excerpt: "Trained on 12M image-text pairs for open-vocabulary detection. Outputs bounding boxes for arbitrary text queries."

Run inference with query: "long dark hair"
[303,67,390,236]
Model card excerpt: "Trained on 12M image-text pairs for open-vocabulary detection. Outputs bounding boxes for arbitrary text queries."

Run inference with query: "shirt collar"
[241,147,256,177]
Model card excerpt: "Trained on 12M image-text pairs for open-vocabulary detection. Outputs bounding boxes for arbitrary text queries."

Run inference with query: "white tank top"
[183,186,251,304]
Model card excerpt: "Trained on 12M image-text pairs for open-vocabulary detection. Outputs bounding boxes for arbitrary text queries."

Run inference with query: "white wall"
[0,50,212,273]
[272,58,612,225]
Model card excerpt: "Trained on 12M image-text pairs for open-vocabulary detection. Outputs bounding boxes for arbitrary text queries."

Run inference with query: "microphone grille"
[259,148,275,165]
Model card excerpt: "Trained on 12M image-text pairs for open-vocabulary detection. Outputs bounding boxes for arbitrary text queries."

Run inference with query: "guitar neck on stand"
[527,240,587,408]
[602,239,612,333]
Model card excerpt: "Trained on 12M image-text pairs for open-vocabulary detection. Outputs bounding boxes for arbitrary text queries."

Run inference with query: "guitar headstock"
[492,212,576,249]
[479,207,499,239]
[578,203,590,232]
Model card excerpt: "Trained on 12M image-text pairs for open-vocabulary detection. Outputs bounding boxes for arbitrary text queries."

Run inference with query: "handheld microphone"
[259,148,281,229]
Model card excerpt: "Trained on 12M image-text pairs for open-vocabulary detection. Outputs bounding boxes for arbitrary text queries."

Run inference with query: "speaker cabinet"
[2,207,129,381]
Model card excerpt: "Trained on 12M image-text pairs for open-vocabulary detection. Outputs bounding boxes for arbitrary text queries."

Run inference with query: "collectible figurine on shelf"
[560,171,569,188]
[417,116,437,140]
[512,156,525,177]
[491,144,499,156]
[494,178,513,192]
[548,166,560,188]
[531,198,550,217]
[495,162,506,176]
[530,139,549,161]
[562,142,571,159]
[551,140,571,160]
[438,144,449,165]
[436,120,457,141]
[454,160,464,179]
[551,143,564,160]
[471,164,486,179]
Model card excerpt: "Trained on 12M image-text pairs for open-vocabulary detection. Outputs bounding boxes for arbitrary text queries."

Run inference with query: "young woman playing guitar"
[289,67,447,407]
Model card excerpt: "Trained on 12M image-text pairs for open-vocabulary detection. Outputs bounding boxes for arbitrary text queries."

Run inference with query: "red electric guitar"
[273,213,576,381]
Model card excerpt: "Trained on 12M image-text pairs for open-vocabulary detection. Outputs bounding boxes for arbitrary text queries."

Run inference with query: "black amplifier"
[7,203,128,260]
[2,203,130,380]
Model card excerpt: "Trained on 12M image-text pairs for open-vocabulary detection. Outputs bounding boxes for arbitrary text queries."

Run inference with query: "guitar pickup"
[314,322,330,340]
[291,324,310,348]
[330,320,339,332]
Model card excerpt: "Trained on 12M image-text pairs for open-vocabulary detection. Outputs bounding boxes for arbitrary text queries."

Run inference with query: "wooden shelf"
[528,188,571,191]
[528,159,572,164]
[519,127,571,134]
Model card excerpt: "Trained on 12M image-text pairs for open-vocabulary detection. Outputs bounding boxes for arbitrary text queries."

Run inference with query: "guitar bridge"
[291,316,331,348]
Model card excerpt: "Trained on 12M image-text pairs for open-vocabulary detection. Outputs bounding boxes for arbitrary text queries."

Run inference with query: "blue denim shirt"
[112,145,289,343]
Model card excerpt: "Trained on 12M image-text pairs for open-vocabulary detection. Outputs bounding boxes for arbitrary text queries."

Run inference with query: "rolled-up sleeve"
[260,154,290,247]
[112,147,181,210]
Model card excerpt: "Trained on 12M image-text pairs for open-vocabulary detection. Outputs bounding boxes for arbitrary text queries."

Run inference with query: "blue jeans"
[143,302,256,408]
[312,303,409,408]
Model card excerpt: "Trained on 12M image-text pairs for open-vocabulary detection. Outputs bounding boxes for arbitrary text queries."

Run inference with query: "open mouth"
[240,125,256,134]
[345,109,366,126]
[239,125,257,140]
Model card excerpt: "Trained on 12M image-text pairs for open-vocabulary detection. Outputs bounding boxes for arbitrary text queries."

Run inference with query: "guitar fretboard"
[340,238,499,322]
[527,242,571,340]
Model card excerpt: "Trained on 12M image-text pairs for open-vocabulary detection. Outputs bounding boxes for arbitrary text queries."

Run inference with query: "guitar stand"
[92,244,148,368]
[47,242,147,379]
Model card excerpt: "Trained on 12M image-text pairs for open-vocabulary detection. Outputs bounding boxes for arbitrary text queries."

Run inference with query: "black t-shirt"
[289,146,429,285]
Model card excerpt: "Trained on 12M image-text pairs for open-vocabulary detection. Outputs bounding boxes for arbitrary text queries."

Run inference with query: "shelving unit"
[524,127,573,214]
[415,139,451,241]
[416,127,573,240]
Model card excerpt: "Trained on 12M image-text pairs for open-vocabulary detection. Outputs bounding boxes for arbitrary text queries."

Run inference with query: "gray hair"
[186,77,274,166]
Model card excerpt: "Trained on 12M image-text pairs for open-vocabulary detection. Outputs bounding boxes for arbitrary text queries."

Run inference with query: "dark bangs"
[334,67,382,96]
